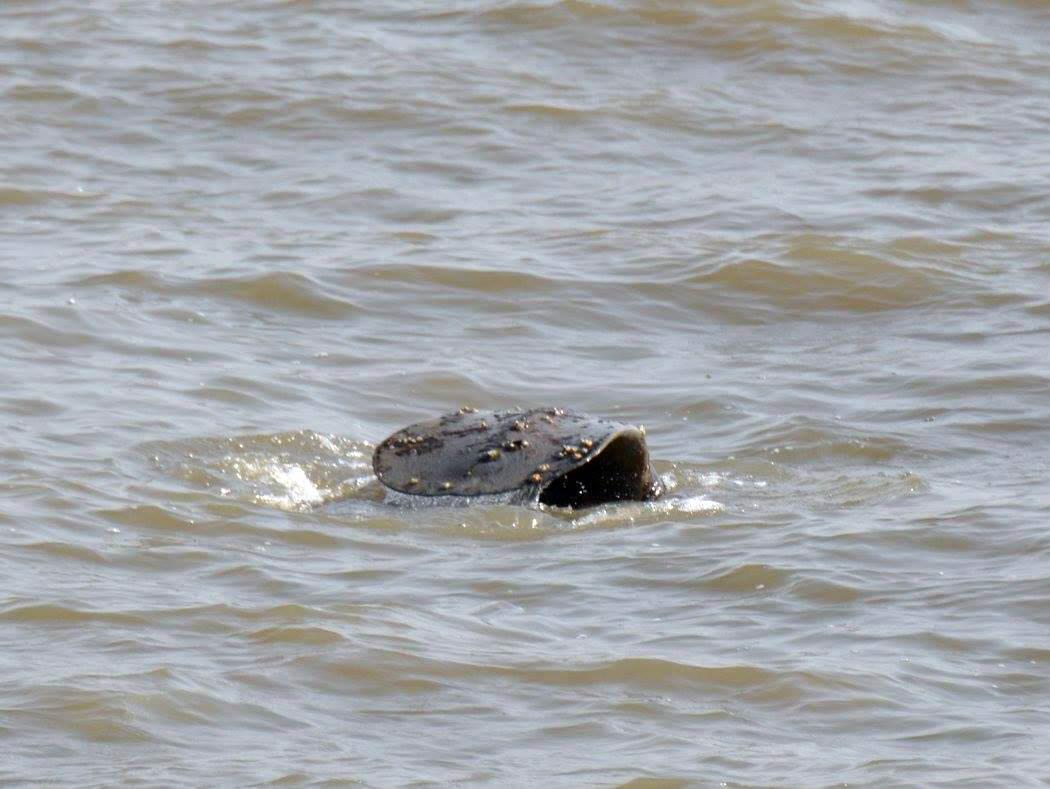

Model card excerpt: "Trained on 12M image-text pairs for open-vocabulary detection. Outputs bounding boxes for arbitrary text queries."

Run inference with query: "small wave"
[96,504,195,531]
[252,462,326,509]
[70,270,357,320]
[0,396,64,417]
[670,455,924,515]
[188,272,357,319]
[0,313,95,349]
[689,248,948,314]
[245,625,346,646]
[567,495,724,529]
[14,541,109,564]
[0,185,95,206]
[5,686,157,744]
[504,102,596,121]
[0,603,149,626]
[144,431,374,512]
[698,562,789,594]
[351,262,564,295]
[418,0,995,64]
[732,417,913,464]
[674,496,726,515]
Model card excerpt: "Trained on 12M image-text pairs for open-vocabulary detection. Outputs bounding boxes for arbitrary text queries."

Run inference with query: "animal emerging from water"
[373,407,663,509]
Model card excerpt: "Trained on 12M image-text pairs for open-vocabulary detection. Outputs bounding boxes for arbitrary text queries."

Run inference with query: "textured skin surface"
[373,407,633,498]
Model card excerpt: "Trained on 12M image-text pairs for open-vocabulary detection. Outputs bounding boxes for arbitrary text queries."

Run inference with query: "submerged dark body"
[373,408,663,509]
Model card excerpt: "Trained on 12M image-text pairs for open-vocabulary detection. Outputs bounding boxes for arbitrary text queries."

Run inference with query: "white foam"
[569,494,724,526]
[676,496,725,514]
[255,462,326,510]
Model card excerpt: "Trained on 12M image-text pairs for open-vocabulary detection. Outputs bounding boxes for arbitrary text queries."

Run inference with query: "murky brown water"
[3,1,1050,785]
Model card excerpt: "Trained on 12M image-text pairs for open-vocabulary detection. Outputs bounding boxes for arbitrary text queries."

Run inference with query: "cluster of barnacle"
[557,437,594,461]
[535,407,566,425]
[387,432,443,457]
[478,435,531,464]
[389,433,426,448]
[528,462,552,483]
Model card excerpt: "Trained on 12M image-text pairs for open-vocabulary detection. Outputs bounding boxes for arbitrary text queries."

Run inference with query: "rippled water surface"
[3,1,1050,785]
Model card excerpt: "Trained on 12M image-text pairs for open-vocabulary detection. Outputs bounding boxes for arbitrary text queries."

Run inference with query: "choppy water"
[3,1,1050,785]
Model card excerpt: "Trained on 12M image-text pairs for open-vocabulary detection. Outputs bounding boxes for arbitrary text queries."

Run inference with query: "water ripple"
[3,0,1049,783]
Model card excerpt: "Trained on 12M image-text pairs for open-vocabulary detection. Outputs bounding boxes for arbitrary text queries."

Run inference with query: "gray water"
[2,1,1050,786]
